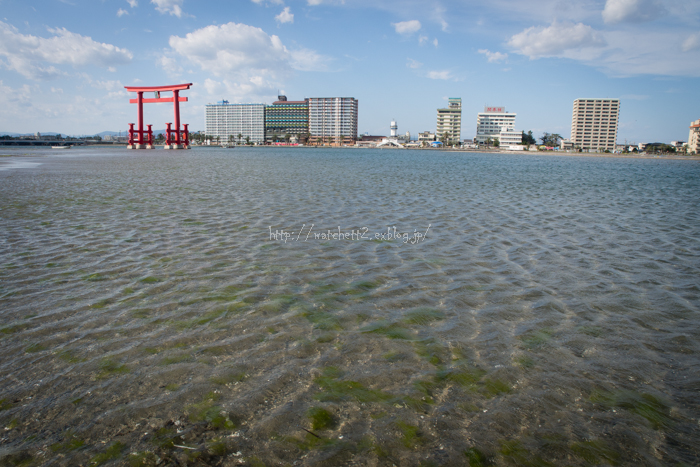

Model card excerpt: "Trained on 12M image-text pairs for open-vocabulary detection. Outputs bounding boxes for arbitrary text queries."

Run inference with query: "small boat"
[51,145,70,149]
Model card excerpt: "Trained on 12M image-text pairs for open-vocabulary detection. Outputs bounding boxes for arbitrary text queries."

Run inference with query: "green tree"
[237,133,243,146]
[245,136,250,145]
[284,133,291,144]
[522,130,536,146]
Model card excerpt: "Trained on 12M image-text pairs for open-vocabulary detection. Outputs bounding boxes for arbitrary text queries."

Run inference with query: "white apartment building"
[308,97,358,145]
[436,98,462,145]
[476,107,517,144]
[205,101,266,144]
[688,119,700,155]
[570,98,620,152]
[418,131,436,144]
[499,128,523,147]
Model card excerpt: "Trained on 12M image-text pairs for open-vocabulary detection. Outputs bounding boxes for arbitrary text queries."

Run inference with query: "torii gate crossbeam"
[124,83,192,150]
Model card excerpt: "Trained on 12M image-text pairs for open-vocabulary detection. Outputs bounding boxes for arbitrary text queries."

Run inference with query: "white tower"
[390,120,398,137]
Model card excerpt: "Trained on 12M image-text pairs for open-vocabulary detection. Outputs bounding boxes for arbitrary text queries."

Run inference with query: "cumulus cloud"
[275,7,294,24]
[158,54,182,75]
[170,23,290,77]
[602,0,666,24]
[418,35,428,45]
[151,0,183,17]
[479,49,508,63]
[392,20,421,35]
[92,79,128,99]
[433,38,438,47]
[117,8,129,17]
[127,0,138,7]
[0,21,132,80]
[168,22,327,99]
[682,32,700,52]
[427,70,451,80]
[508,21,606,58]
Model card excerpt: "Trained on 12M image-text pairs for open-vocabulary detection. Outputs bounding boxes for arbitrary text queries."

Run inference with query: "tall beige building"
[308,97,358,145]
[688,119,700,155]
[570,98,620,152]
[436,98,461,145]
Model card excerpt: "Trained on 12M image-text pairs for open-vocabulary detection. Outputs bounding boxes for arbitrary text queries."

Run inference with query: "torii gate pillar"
[124,83,192,150]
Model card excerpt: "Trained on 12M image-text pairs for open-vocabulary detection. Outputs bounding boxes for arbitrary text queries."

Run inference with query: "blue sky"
[0,0,698,143]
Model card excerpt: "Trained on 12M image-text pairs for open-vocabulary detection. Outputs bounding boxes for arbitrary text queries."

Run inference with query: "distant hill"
[1,129,201,138]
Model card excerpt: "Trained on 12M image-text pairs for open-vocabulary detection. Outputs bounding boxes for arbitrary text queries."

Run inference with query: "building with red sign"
[476,106,518,145]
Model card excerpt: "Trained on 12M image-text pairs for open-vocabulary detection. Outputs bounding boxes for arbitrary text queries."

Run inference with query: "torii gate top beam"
[124,83,192,93]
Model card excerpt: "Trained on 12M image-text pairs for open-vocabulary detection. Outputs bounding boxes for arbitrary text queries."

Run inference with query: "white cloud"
[92,79,129,99]
[478,49,508,63]
[275,7,294,24]
[167,22,327,99]
[406,58,422,68]
[602,0,666,24]
[288,47,326,71]
[427,70,451,80]
[307,0,345,5]
[127,0,138,7]
[418,35,428,45]
[117,8,129,16]
[392,20,421,35]
[158,54,182,75]
[508,21,606,58]
[252,0,284,4]
[151,0,183,17]
[433,38,438,47]
[0,21,132,80]
[682,33,700,52]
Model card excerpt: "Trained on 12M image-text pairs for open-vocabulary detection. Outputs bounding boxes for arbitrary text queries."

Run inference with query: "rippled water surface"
[1,147,699,466]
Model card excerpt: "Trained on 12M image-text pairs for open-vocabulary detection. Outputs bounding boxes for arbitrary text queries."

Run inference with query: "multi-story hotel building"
[308,97,358,145]
[265,95,309,143]
[475,106,518,145]
[205,101,265,144]
[436,98,461,145]
[570,98,620,152]
[688,119,700,155]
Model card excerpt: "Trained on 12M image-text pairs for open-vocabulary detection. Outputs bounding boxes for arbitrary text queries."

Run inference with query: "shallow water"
[0,146,699,466]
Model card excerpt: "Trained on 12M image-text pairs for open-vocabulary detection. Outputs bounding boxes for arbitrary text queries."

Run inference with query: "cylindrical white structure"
[390,120,398,137]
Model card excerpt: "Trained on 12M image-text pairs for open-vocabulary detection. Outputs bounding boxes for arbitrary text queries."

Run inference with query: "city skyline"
[0,0,698,143]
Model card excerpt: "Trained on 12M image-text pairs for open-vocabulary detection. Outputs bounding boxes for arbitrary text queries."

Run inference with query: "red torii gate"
[124,83,192,149]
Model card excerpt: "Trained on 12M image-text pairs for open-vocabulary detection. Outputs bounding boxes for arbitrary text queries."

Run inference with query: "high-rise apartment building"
[475,106,518,145]
[570,98,620,152]
[688,119,700,155]
[265,95,309,143]
[205,101,265,144]
[308,97,358,145]
[436,98,461,144]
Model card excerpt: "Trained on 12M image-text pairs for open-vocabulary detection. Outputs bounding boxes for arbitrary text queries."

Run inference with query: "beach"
[0,146,698,466]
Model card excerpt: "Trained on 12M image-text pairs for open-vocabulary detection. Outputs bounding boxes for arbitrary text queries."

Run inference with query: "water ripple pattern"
[0,147,699,466]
